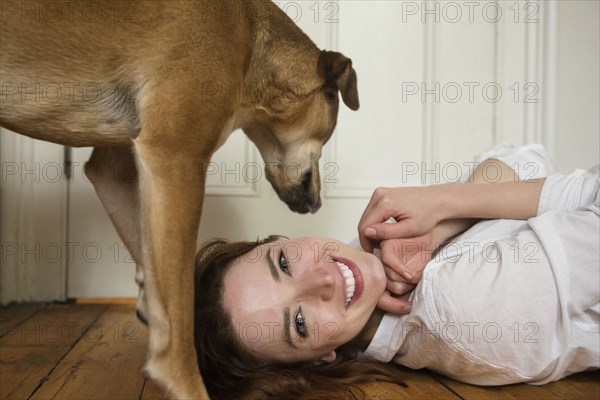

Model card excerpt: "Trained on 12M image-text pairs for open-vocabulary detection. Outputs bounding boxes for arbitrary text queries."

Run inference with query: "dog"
[0,0,359,398]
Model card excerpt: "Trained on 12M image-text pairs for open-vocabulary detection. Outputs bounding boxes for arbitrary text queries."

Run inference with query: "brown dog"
[0,0,358,397]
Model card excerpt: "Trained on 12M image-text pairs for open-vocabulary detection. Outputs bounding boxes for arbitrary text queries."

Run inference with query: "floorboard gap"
[0,308,41,339]
[428,371,465,400]
[138,379,148,400]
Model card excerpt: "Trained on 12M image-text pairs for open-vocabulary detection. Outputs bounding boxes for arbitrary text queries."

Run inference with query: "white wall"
[555,0,599,171]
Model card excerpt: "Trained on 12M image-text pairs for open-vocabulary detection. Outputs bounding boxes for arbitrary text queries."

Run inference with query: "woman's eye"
[295,309,307,338]
[279,251,289,273]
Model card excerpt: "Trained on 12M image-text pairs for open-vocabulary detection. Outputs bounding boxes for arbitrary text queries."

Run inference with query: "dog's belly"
[1,121,135,147]
[0,80,141,147]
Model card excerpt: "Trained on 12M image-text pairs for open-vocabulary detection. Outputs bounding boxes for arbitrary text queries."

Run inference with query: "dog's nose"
[301,170,313,193]
[299,169,322,213]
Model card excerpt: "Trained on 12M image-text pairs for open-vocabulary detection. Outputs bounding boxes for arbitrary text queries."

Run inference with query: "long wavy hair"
[194,236,406,400]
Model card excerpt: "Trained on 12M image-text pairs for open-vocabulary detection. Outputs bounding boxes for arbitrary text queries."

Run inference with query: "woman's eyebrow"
[266,247,280,282]
[283,307,297,349]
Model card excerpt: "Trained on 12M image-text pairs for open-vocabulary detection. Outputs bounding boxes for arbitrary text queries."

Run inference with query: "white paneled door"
[2,1,598,301]
[66,147,138,298]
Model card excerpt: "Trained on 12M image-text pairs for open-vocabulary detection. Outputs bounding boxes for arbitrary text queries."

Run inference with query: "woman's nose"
[300,266,335,301]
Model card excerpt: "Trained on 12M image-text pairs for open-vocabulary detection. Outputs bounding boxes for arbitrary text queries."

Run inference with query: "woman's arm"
[360,159,534,251]
[434,178,545,221]
[426,159,540,245]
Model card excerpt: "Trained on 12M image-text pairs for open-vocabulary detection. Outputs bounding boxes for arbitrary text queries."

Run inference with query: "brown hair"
[194,236,406,400]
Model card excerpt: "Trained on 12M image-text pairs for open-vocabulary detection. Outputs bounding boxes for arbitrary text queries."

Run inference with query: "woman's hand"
[358,186,444,253]
[381,231,435,288]
[358,186,446,315]
[378,289,414,315]
[375,232,435,315]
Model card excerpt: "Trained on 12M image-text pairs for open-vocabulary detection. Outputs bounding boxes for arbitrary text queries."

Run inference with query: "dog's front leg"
[133,139,210,399]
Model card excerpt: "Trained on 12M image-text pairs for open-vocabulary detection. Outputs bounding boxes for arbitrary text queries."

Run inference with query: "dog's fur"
[0,1,358,398]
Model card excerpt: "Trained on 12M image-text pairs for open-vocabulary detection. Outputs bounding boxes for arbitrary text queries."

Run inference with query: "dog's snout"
[266,165,322,214]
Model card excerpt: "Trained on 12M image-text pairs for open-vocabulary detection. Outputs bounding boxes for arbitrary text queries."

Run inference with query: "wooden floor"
[1,303,598,400]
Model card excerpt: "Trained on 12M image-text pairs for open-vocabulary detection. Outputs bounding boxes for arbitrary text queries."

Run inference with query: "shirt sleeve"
[537,166,600,215]
[464,143,599,215]
[461,142,554,181]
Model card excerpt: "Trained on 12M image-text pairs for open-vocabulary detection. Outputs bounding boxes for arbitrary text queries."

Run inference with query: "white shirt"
[363,144,600,385]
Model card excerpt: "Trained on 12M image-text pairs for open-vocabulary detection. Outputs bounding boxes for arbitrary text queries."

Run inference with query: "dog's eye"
[279,251,289,273]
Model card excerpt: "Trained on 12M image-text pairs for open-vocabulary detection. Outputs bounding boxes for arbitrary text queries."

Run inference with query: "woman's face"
[222,237,386,364]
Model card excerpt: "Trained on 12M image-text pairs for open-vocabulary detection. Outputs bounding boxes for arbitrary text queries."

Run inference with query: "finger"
[358,218,377,252]
[358,222,384,253]
[389,255,428,284]
[386,280,415,296]
[358,235,375,253]
[366,220,420,241]
[384,265,404,282]
[357,197,379,252]
[382,251,414,281]
[377,292,412,315]
[358,190,396,251]
[410,266,425,283]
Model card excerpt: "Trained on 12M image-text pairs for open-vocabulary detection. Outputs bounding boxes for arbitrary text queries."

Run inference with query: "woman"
[194,144,599,399]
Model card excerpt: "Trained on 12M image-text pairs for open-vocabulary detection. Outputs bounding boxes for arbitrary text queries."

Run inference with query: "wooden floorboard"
[0,304,40,338]
[140,379,168,400]
[434,370,600,400]
[360,368,462,399]
[0,303,108,400]
[1,302,598,400]
[30,304,147,400]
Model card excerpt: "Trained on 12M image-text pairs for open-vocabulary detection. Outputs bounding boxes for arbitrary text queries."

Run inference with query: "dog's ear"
[318,50,360,111]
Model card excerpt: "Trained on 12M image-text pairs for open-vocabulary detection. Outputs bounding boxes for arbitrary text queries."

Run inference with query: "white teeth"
[336,261,356,306]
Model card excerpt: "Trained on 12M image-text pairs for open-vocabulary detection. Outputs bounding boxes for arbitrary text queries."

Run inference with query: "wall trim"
[422,4,437,185]
[522,0,557,160]
[540,0,558,162]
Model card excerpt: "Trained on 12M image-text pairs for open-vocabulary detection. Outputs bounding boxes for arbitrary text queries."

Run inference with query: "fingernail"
[365,227,376,237]
[403,271,413,280]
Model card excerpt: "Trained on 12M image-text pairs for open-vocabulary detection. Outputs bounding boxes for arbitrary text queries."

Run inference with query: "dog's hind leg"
[85,146,149,324]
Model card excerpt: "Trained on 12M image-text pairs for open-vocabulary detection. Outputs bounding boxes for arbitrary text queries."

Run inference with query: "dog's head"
[243,50,359,214]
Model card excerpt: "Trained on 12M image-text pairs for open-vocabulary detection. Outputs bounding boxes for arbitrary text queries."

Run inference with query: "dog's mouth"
[271,184,322,214]
[289,196,322,214]
[274,186,322,214]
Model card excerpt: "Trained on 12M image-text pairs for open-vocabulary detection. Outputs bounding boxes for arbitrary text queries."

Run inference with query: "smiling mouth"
[336,261,356,306]
[333,256,364,308]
